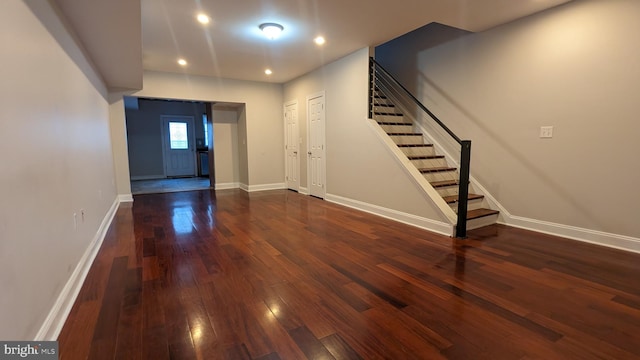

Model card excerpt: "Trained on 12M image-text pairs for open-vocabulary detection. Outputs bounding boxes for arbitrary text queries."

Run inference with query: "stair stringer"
[366,118,457,236]
[413,120,505,226]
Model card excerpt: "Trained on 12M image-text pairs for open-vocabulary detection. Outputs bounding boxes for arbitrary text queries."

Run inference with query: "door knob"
[293,151,297,154]
[308,151,312,155]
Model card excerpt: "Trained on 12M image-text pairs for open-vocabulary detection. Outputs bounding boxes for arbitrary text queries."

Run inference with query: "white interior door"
[161,116,196,177]
[284,101,299,191]
[307,92,326,198]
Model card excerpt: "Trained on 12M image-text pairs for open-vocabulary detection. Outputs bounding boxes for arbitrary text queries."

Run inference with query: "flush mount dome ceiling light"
[196,13,210,24]
[259,23,284,40]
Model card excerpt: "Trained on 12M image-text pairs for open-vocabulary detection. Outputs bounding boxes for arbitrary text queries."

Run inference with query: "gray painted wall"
[284,49,450,225]
[1,1,117,339]
[375,0,640,241]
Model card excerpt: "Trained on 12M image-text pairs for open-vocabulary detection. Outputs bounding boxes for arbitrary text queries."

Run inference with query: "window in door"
[169,122,189,149]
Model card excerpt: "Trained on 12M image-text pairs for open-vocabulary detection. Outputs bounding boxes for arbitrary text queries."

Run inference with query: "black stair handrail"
[369,57,471,238]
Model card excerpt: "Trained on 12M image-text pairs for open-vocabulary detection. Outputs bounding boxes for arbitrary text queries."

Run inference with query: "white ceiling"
[54,0,573,89]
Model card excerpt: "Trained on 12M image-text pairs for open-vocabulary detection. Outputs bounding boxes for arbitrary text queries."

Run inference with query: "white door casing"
[284,100,299,191]
[161,115,196,177]
[307,92,326,198]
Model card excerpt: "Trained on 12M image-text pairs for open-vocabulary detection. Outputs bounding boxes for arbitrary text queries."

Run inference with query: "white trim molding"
[245,183,286,192]
[499,214,640,254]
[298,186,309,195]
[215,182,240,190]
[118,193,134,202]
[35,197,121,340]
[326,193,453,236]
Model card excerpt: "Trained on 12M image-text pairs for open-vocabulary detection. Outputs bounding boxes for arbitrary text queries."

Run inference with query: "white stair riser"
[410,158,447,169]
[373,97,393,106]
[422,171,458,183]
[400,146,436,157]
[380,124,413,133]
[390,135,423,145]
[375,114,406,123]
[466,213,499,231]
[374,105,401,114]
[449,198,485,212]
[434,186,458,197]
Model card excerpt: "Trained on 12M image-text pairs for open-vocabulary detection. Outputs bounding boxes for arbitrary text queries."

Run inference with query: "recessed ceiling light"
[196,14,210,25]
[259,23,284,40]
[314,36,326,45]
[265,69,273,75]
[178,58,187,66]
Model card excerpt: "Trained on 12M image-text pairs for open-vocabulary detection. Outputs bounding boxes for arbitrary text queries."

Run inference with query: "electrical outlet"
[540,126,553,138]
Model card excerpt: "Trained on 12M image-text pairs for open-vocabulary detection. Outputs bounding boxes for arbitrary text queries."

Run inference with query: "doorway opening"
[125,97,214,195]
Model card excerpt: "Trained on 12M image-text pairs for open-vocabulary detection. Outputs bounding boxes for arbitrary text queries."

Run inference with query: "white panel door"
[162,116,196,177]
[284,101,299,191]
[307,93,325,198]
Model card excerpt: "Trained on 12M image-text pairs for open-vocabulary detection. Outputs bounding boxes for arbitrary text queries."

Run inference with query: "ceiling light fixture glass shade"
[259,23,284,40]
[196,14,210,24]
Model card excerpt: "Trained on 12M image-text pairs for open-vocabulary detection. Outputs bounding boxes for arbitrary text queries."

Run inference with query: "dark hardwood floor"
[57,189,640,359]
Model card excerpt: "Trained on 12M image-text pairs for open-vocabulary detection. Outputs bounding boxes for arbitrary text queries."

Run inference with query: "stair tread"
[443,193,484,204]
[467,208,499,220]
[430,180,459,188]
[388,132,422,136]
[374,103,395,107]
[419,166,457,173]
[377,122,412,126]
[397,144,433,148]
[375,112,403,116]
[407,155,444,160]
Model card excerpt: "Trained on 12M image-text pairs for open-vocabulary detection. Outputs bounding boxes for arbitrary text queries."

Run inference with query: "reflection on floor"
[131,177,211,195]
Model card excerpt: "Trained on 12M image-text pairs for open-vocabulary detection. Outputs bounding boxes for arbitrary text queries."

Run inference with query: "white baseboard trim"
[499,215,640,254]
[239,183,249,192]
[467,177,640,253]
[325,193,453,236]
[130,175,165,181]
[215,182,240,190]
[244,183,286,192]
[298,186,309,195]
[35,197,121,340]
[118,194,133,202]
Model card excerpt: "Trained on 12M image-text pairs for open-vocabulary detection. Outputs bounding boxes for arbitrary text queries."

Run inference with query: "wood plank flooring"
[57,189,640,359]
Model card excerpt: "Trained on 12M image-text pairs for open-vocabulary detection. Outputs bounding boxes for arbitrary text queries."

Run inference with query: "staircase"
[372,90,499,233]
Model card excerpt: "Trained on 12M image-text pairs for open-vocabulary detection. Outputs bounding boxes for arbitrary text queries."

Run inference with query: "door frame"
[160,115,197,177]
[306,91,326,199]
[284,99,300,192]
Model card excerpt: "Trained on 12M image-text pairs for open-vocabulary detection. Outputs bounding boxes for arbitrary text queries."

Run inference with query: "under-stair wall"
[283,48,453,235]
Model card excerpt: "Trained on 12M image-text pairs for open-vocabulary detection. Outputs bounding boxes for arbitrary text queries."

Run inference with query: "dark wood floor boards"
[58,189,640,359]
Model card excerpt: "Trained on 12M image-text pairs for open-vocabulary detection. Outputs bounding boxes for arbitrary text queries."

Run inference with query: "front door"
[161,116,196,177]
[284,101,299,191]
[307,92,326,198]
